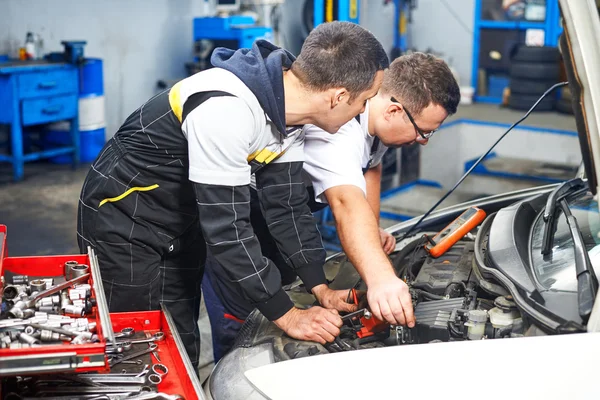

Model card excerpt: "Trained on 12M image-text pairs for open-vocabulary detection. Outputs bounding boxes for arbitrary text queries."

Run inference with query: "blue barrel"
[43,123,105,164]
[42,57,106,163]
[79,58,104,96]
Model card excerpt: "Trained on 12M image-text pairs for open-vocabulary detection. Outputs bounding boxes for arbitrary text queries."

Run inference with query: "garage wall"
[0,0,205,138]
[421,122,581,189]
[409,0,475,87]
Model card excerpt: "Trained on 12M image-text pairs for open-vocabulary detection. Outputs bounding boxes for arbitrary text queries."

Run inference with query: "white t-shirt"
[302,102,388,204]
[176,68,303,186]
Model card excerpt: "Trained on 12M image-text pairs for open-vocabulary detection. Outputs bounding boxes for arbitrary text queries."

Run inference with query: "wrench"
[116,332,164,346]
[106,342,132,354]
[113,327,135,339]
[120,359,143,365]
[341,308,371,322]
[146,332,162,362]
[109,344,158,366]
[33,386,148,395]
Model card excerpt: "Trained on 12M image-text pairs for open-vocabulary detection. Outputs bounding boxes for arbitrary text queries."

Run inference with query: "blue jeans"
[202,259,248,363]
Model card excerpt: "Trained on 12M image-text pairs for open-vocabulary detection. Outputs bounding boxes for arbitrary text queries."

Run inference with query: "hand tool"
[145,332,162,362]
[342,288,388,339]
[27,323,93,340]
[116,332,164,346]
[120,359,143,365]
[7,274,90,318]
[152,364,168,377]
[147,374,162,385]
[341,308,371,322]
[88,247,116,343]
[113,327,135,339]
[109,344,158,366]
[33,385,147,395]
[106,341,132,354]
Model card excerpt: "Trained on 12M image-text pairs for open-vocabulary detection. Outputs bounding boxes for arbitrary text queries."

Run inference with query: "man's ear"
[385,101,402,120]
[331,88,349,108]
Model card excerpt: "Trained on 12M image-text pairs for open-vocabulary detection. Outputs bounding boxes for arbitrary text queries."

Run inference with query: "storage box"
[0,225,204,399]
[0,225,111,376]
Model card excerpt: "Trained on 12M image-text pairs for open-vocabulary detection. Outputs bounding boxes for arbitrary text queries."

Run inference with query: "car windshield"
[530,192,600,292]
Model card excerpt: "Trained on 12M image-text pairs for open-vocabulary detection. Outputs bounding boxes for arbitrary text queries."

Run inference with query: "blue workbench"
[0,61,80,181]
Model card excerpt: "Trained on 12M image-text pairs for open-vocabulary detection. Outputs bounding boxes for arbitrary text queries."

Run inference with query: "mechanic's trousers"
[78,140,205,370]
[202,189,324,362]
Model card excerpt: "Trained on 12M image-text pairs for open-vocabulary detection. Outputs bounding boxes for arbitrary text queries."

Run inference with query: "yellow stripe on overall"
[99,185,160,208]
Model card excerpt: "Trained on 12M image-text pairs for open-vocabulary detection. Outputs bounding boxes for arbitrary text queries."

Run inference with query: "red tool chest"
[0,225,205,399]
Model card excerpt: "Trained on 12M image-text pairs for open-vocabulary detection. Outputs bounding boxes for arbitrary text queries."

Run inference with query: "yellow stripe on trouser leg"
[99,184,160,208]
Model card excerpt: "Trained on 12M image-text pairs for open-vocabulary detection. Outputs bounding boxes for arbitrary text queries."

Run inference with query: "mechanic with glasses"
[202,52,461,362]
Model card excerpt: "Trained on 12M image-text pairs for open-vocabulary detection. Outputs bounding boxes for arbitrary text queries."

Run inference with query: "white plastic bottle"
[25,32,36,60]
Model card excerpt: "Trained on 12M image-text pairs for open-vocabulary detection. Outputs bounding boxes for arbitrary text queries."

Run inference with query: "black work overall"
[78,89,205,368]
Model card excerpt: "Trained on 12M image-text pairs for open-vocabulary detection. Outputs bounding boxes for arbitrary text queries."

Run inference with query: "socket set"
[0,226,203,399]
[0,225,113,376]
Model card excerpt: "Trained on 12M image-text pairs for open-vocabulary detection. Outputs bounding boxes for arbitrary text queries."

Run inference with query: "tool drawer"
[21,94,78,126]
[0,225,112,376]
[0,225,205,399]
[17,69,78,100]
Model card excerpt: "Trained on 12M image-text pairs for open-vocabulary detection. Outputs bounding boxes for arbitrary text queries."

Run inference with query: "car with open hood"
[205,1,600,398]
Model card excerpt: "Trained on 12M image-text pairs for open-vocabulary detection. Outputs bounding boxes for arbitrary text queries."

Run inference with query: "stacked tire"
[509,46,560,111]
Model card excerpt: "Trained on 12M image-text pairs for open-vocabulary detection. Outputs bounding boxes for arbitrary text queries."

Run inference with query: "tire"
[508,94,556,111]
[510,78,557,95]
[510,62,560,80]
[556,98,574,114]
[511,45,560,63]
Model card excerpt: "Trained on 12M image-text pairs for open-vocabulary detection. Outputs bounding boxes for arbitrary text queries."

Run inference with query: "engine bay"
[322,233,527,354]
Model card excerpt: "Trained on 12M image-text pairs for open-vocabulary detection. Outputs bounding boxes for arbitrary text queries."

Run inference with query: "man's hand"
[274,306,342,344]
[379,228,396,254]
[312,284,358,313]
[367,276,415,327]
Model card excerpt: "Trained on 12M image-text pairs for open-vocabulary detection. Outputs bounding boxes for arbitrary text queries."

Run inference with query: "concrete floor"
[0,162,215,383]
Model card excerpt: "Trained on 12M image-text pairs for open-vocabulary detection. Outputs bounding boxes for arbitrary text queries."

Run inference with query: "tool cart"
[0,225,205,399]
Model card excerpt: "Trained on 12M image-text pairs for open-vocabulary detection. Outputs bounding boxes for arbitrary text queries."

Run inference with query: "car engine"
[325,236,524,354]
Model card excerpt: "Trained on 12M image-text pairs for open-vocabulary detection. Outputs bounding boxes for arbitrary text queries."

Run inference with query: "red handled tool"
[345,288,388,338]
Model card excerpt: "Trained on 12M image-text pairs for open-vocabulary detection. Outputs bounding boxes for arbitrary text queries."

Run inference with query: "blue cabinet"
[0,62,80,181]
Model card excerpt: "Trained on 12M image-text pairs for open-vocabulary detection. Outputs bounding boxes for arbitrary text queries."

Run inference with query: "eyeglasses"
[391,97,437,140]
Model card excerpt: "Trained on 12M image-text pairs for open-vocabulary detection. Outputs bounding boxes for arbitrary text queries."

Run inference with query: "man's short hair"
[382,53,460,116]
[292,21,389,101]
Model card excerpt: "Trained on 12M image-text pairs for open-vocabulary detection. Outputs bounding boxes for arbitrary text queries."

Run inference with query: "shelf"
[474,95,503,104]
[478,20,546,30]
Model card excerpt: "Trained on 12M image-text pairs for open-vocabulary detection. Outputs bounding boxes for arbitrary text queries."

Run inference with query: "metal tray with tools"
[0,307,205,400]
[0,224,114,376]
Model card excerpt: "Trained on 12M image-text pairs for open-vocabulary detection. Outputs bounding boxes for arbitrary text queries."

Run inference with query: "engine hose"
[414,289,445,301]
[449,323,464,338]
[496,326,513,338]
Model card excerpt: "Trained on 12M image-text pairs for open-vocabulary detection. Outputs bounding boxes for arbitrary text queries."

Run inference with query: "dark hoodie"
[211,40,295,136]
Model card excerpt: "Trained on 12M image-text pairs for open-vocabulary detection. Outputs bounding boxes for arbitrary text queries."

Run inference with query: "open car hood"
[559,0,600,195]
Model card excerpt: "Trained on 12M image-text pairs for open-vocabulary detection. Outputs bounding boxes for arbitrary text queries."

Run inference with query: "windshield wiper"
[558,199,598,322]
[541,178,586,255]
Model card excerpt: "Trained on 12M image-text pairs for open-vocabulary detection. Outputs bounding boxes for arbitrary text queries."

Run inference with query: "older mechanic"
[77,21,388,368]
[203,52,461,361]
